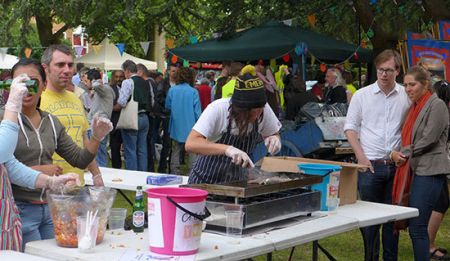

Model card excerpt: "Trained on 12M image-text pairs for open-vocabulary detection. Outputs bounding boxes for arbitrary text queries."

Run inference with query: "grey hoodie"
[0,109,95,202]
[87,83,115,123]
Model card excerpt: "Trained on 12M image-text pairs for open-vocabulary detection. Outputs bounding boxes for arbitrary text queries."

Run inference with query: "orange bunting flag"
[171,54,178,64]
[361,40,367,49]
[320,63,327,72]
[166,38,175,49]
[24,47,32,58]
[307,14,317,27]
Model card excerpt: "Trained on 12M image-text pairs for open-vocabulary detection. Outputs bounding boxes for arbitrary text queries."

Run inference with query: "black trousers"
[109,129,122,169]
[153,115,171,173]
[147,114,155,172]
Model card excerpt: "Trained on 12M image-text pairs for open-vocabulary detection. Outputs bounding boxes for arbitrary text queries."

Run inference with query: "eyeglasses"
[377,68,396,75]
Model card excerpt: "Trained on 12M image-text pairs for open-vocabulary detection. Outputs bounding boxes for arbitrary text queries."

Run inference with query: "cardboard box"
[259,156,366,206]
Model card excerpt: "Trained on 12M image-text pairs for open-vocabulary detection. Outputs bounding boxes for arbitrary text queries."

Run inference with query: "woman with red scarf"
[391,66,450,261]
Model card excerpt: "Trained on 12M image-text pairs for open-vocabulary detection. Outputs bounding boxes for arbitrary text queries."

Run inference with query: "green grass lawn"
[112,189,450,260]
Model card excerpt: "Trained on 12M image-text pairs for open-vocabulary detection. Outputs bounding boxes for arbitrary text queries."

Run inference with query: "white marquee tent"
[75,38,157,70]
[0,54,19,69]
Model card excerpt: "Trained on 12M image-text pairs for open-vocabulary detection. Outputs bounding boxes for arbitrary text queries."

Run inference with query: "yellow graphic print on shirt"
[40,89,89,183]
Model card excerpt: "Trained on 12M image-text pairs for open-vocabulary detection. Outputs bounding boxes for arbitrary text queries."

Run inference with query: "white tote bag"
[116,89,138,130]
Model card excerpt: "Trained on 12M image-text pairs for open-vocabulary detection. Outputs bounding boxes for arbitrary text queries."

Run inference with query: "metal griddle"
[183,172,323,198]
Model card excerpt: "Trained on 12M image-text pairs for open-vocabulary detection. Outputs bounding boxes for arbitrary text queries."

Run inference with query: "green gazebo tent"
[170,21,372,63]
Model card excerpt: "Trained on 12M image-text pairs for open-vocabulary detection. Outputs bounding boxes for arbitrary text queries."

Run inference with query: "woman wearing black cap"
[185,72,282,184]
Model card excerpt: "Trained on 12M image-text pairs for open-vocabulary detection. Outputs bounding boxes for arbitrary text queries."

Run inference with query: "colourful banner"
[407,39,450,80]
[406,31,432,40]
[437,20,450,40]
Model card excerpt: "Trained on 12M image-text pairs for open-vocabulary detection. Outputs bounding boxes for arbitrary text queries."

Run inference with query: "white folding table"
[25,201,418,261]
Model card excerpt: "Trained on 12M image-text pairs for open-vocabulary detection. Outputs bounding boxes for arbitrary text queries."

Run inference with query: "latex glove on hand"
[5,74,29,113]
[225,146,255,168]
[47,173,80,191]
[92,113,113,142]
[264,135,281,155]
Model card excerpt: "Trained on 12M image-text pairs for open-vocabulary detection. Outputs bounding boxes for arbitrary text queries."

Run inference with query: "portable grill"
[183,172,323,235]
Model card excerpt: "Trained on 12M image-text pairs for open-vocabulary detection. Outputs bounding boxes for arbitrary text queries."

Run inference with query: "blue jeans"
[409,174,446,261]
[358,162,399,261]
[87,129,108,167]
[16,202,54,250]
[121,113,149,171]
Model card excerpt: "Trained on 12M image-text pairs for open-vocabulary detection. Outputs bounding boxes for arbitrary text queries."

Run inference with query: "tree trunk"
[35,15,59,47]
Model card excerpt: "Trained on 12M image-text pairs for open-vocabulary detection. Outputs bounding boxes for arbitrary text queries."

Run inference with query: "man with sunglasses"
[344,49,410,261]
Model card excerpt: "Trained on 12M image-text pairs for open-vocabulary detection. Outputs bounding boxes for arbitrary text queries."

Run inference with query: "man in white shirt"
[344,49,410,261]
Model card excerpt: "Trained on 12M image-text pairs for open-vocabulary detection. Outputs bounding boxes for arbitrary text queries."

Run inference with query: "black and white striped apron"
[188,119,262,184]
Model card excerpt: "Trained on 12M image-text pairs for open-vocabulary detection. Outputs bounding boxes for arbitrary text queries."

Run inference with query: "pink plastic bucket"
[146,187,209,255]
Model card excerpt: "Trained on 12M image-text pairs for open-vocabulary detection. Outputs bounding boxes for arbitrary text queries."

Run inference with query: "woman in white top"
[186,72,282,184]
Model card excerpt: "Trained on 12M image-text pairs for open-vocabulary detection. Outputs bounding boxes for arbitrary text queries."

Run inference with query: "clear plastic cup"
[225,211,244,237]
[327,198,340,213]
[77,216,99,253]
[108,208,127,230]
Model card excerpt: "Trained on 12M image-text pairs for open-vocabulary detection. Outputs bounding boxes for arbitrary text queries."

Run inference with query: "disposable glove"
[47,173,80,191]
[225,146,255,168]
[264,135,281,155]
[5,74,29,113]
[91,113,113,141]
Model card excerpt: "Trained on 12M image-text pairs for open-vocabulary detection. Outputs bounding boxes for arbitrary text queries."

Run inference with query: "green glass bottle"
[0,79,39,95]
[132,186,145,233]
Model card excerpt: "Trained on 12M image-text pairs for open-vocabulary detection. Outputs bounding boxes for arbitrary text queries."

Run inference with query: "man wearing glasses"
[344,49,410,261]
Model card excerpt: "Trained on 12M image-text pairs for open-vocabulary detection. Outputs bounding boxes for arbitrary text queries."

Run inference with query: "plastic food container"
[147,175,183,186]
[47,187,116,248]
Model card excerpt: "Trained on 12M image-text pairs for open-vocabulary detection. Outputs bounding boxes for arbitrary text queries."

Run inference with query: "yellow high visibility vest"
[221,78,236,98]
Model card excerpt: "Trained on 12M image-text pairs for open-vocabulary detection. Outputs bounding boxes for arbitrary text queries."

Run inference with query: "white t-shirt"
[193,98,281,142]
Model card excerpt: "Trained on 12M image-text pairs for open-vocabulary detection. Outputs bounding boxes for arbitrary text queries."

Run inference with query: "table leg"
[313,241,318,261]
[118,189,134,206]
[312,240,337,261]
[317,243,337,261]
[266,252,272,261]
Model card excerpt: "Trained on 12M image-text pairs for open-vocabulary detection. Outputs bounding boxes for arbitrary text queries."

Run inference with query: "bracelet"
[389,151,394,160]
[93,174,102,180]
[91,134,102,142]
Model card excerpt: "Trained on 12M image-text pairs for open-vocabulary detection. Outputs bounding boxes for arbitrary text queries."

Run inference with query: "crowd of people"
[0,44,449,261]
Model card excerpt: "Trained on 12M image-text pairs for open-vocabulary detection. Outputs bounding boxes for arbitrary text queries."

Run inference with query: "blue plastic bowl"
[298,163,342,175]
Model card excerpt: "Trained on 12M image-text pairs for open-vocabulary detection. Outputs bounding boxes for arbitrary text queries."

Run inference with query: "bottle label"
[133,211,145,227]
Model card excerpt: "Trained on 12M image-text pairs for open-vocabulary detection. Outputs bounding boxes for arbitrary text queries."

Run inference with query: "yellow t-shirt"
[40,89,89,183]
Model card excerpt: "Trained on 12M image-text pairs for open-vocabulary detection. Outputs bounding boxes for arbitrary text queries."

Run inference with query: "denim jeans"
[16,202,54,250]
[358,162,398,261]
[87,129,108,167]
[121,113,149,171]
[409,174,447,261]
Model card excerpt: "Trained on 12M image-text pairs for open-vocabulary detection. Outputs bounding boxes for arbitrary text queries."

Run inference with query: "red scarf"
[392,91,432,205]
